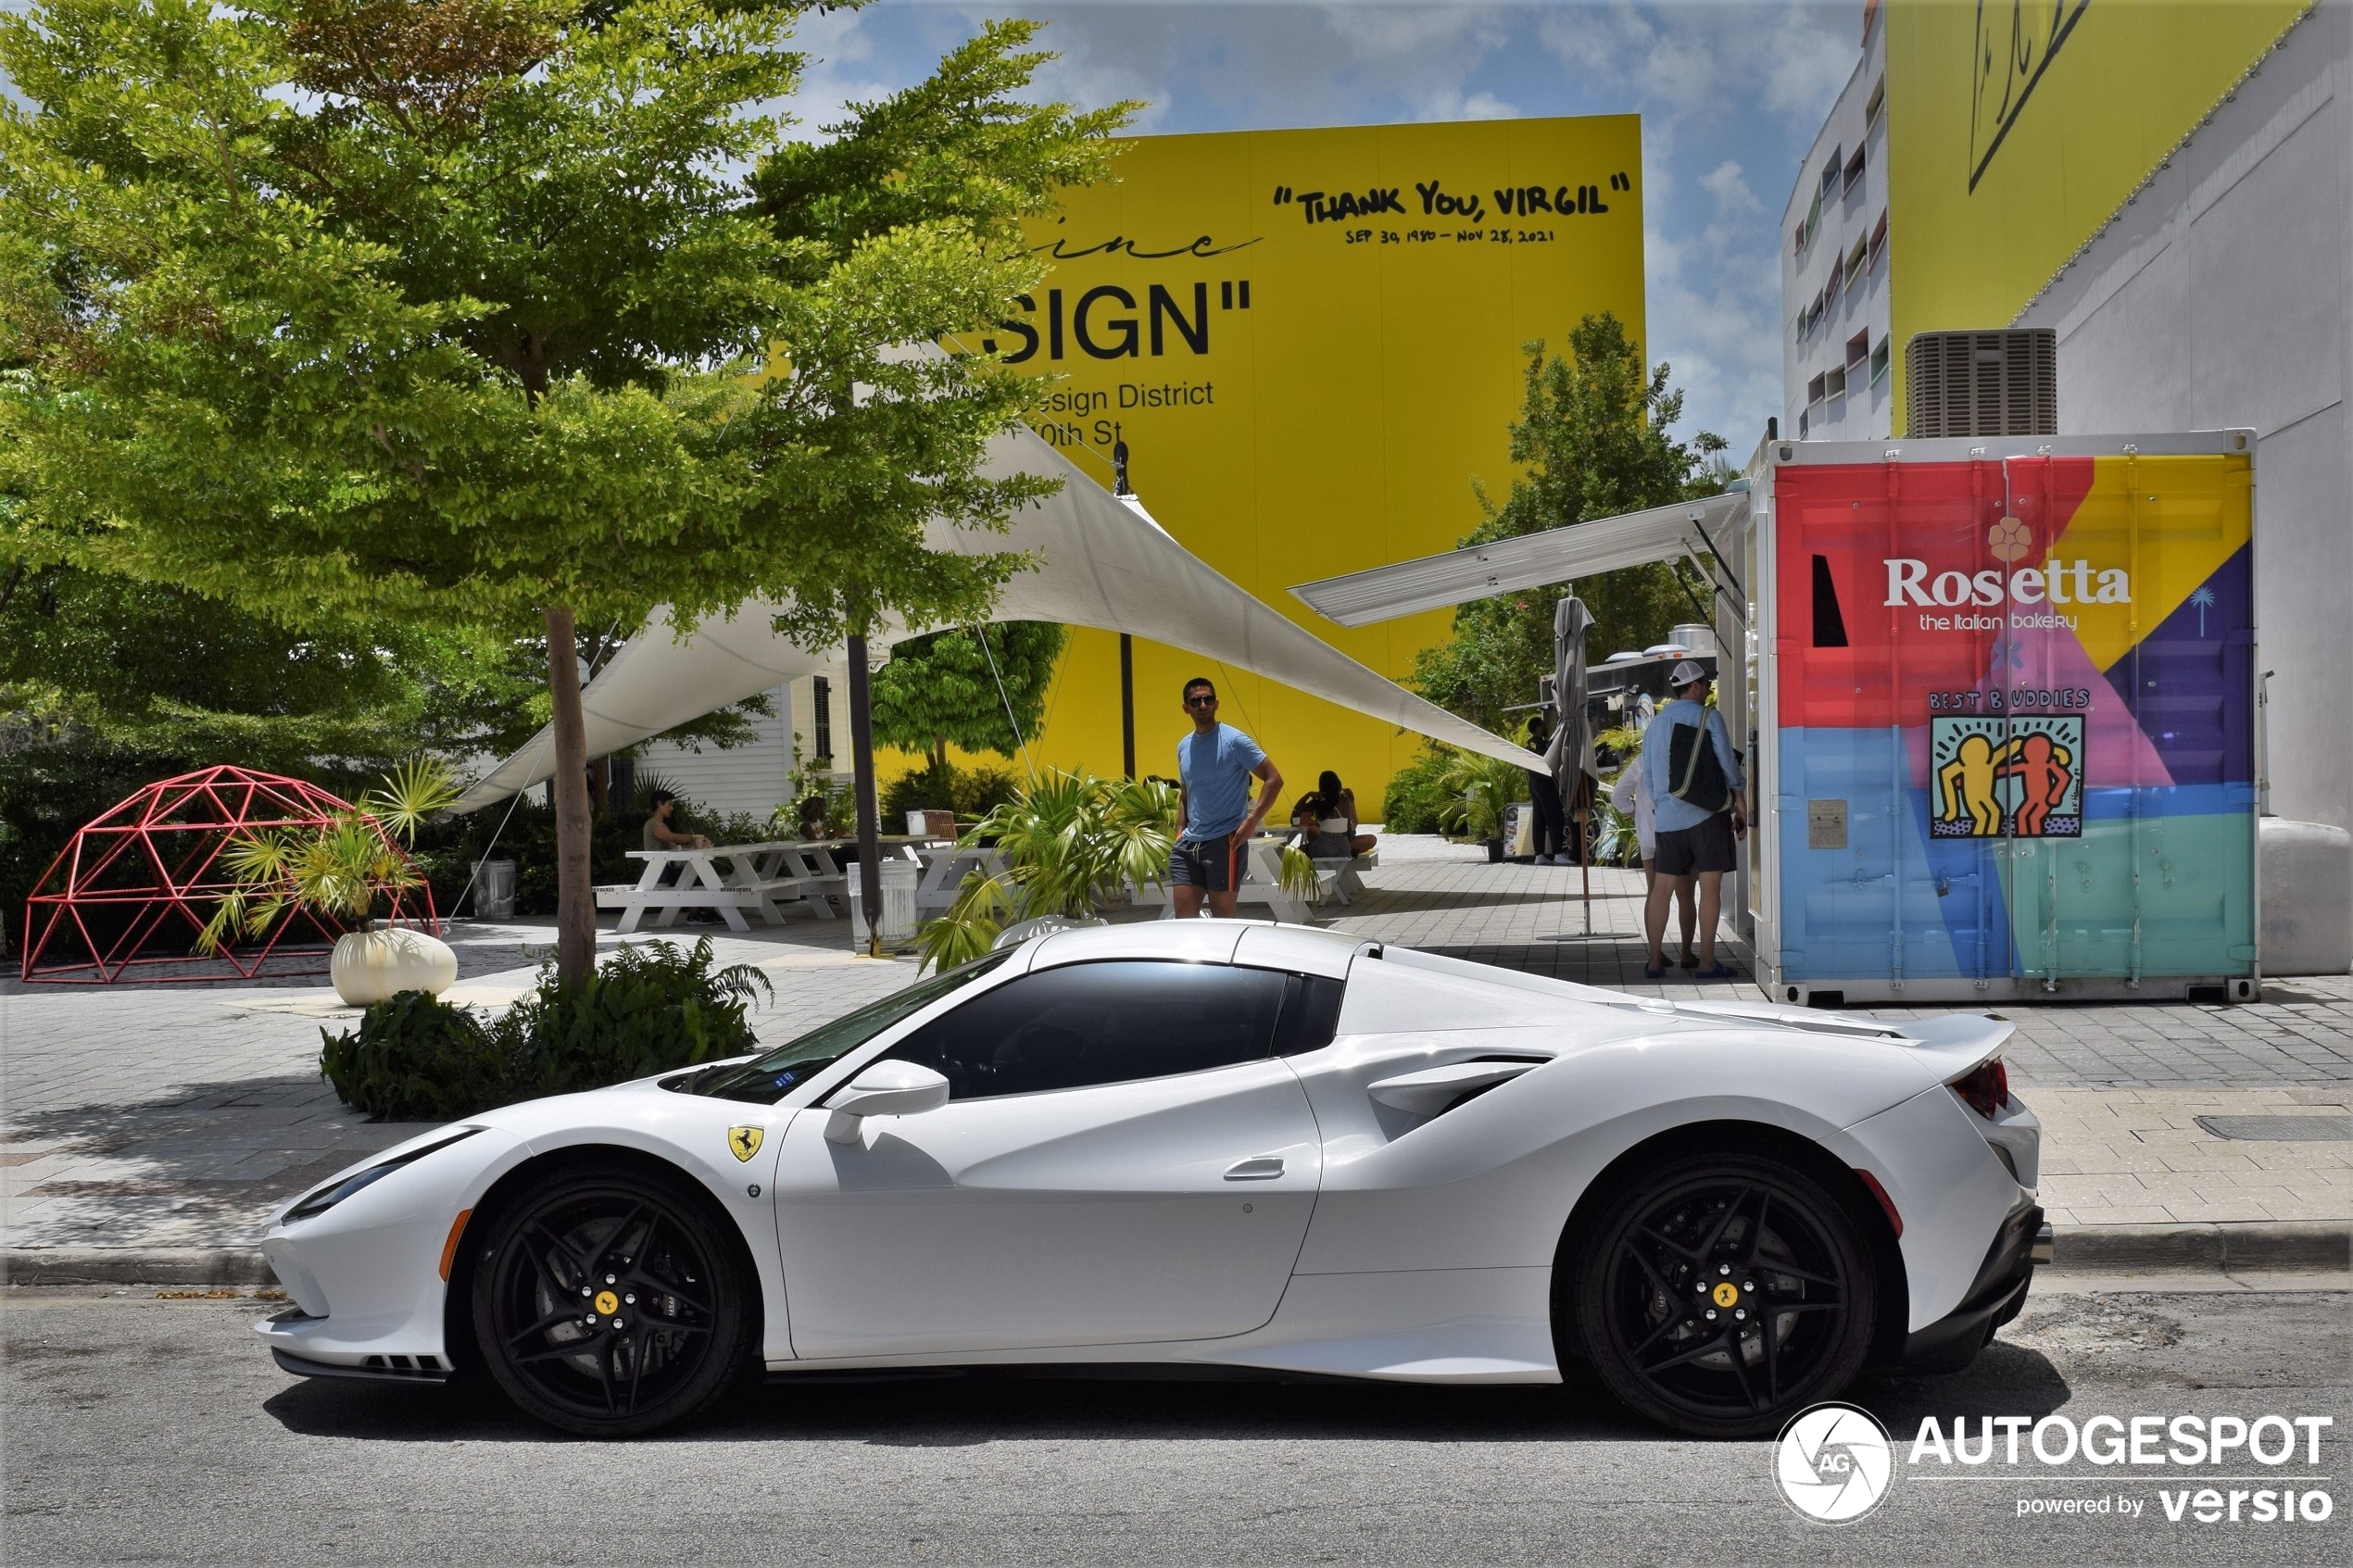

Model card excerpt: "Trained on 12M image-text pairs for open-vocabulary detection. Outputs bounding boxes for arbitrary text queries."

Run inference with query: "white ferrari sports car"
[257,921,2049,1438]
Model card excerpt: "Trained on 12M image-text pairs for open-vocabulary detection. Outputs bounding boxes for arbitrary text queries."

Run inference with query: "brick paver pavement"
[3,837,2346,1256]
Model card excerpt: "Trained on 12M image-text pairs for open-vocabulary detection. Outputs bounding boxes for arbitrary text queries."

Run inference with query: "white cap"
[1668,659,1709,689]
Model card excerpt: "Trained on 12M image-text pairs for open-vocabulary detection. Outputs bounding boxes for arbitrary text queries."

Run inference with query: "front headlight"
[283,1127,484,1223]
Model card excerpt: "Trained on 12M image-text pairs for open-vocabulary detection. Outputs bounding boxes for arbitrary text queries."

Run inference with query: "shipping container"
[1718,433,2259,1003]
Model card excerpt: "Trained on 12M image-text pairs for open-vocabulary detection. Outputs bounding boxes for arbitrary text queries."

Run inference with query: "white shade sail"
[1288,491,1748,628]
[454,427,1528,812]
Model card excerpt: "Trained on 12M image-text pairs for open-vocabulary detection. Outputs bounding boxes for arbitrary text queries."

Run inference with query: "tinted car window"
[680,952,1011,1104]
[880,960,1288,1100]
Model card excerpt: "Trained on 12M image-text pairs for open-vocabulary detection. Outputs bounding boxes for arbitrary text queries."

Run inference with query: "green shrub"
[507,938,773,1097]
[318,939,774,1119]
[321,991,517,1122]
[882,759,1026,823]
[1381,745,1461,834]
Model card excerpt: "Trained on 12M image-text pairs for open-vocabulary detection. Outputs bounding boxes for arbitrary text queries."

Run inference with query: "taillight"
[1950,1059,2011,1120]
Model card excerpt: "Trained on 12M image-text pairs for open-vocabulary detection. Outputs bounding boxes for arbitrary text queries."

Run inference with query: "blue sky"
[0,0,1865,447]
[786,0,1867,449]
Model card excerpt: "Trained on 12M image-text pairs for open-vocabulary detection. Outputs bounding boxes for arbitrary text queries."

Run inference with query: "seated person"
[1313,770,1377,858]
[643,788,714,919]
[795,795,832,843]
[1289,792,1343,859]
[644,789,711,853]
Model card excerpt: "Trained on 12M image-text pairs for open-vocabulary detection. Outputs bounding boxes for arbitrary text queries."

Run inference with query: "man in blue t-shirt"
[1171,676,1284,918]
[1639,660,1746,979]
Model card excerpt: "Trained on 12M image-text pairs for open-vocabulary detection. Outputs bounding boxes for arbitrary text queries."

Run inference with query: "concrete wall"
[2013,0,2352,835]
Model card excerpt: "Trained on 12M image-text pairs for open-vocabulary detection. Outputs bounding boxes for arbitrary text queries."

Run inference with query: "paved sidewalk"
[3,836,2347,1267]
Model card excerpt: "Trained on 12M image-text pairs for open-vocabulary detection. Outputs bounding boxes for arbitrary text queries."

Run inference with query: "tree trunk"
[545,604,596,987]
[847,633,884,956]
[587,754,610,817]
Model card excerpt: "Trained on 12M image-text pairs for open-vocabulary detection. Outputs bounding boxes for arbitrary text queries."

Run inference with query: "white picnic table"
[598,836,998,933]
[912,844,1009,913]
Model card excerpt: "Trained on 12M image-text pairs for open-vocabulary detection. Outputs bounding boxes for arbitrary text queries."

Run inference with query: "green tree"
[1413,313,1728,734]
[871,621,1065,772]
[0,0,1127,983]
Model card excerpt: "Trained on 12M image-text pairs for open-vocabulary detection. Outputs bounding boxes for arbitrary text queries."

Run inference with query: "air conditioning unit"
[1905,330,2057,437]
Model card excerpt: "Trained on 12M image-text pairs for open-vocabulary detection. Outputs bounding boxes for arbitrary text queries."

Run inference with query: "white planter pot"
[331,927,459,1006]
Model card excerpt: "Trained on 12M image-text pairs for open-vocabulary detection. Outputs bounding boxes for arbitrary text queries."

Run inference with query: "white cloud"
[1699,158,1760,217]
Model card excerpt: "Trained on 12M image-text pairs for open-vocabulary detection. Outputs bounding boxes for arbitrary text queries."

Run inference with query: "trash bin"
[475,859,517,921]
[847,857,920,947]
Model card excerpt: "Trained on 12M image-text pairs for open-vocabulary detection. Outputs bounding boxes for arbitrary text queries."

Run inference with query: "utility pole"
[1120,633,1137,778]
[1113,424,1138,779]
[846,633,883,956]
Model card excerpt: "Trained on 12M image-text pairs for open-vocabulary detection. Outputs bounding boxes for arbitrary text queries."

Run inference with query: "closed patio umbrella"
[1544,595,1597,930]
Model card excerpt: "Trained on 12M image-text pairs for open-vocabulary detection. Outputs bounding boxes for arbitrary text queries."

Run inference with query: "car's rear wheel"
[472,1165,749,1436]
[1572,1150,1877,1438]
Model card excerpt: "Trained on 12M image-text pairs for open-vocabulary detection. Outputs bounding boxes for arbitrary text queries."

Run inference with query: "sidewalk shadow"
[5,1073,431,1246]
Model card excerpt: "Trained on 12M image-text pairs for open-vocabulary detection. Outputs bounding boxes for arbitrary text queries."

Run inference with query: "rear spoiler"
[1887,1012,2017,1079]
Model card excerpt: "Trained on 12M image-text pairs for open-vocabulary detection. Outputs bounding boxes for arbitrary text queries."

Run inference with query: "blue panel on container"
[1776,727,2000,982]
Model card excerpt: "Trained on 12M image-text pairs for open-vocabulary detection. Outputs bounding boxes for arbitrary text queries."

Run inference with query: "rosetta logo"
[1773,1403,1895,1524]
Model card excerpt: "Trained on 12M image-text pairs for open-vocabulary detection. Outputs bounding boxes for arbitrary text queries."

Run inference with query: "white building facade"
[1780,8,1892,443]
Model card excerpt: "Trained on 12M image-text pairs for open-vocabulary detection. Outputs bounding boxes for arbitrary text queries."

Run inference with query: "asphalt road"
[4,1280,2347,1567]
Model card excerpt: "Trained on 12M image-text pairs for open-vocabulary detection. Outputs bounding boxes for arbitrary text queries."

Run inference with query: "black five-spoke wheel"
[1573,1151,1877,1437]
[472,1166,749,1436]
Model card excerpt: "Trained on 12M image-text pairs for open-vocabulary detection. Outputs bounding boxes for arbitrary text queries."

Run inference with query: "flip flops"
[1642,961,1667,980]
[1693,962,1737,980]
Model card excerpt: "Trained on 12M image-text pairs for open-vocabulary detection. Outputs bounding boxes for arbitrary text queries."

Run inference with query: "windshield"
[680,951,1012,1104]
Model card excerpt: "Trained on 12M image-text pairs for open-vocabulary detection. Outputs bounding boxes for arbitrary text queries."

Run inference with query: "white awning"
[454,427,1529,812]
[1288,491,1748,627]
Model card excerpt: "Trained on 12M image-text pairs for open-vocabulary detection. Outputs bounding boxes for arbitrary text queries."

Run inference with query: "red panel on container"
[1774,458,2096,730]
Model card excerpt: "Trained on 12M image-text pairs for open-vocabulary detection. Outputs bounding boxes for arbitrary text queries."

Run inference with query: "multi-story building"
[1780,7,1891,441]
[1783,0,2350,845]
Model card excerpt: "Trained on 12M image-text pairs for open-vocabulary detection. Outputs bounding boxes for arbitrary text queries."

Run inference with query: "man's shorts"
[1652,813,1738,877]
[1170,834,1242,893]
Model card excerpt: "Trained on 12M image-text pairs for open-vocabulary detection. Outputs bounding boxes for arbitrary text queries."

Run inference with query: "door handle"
[1223,1156,1285,1181]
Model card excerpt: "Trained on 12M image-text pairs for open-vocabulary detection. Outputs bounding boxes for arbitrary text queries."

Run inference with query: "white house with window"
[1780,7,1891,441]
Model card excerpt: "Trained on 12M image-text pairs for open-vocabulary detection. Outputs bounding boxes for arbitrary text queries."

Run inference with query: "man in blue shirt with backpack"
[1640,660,1746,979]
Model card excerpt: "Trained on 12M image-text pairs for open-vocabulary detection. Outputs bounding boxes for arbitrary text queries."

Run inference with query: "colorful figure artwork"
[1931,717,2083,838]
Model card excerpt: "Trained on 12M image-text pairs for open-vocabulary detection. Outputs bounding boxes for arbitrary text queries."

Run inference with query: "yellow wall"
[931,117,1645,811]
[1884,0,2306,425]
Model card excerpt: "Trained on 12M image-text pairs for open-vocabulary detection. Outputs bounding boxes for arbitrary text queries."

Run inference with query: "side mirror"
[824,1060,950,1144]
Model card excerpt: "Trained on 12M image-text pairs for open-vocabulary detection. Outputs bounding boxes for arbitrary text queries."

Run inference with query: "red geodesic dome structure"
[20,765,439,985]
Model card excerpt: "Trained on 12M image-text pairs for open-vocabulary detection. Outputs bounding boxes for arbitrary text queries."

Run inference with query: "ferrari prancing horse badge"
[727,1125,764,1162]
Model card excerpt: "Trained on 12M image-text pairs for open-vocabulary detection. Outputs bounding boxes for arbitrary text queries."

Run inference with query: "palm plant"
[196,759,461,955]
[916,771,1179,970]
[1277,841,1322,903]
[1437,749,1529,843]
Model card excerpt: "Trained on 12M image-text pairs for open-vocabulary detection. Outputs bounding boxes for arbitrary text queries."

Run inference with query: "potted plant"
[915,771,1178,970]
[1438,749,1527,862]
[198,759,463,1005]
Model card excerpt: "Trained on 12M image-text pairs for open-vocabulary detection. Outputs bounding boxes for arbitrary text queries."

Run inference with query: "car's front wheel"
[1571,1150,1878,1438]
[472,1164,750,1436]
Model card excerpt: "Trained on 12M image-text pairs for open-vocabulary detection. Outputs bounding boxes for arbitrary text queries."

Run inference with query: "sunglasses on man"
[1185,694,1218,708]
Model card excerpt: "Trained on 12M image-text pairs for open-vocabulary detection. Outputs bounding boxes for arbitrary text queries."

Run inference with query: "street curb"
[6,1223,2349,1288]
[4,1248,274,1287]
[2052,1221,2348,1273]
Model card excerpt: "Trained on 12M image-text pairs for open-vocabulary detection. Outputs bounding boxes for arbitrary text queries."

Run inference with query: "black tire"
[471,1165,750,1436]
[1570,1150,1877,1438]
